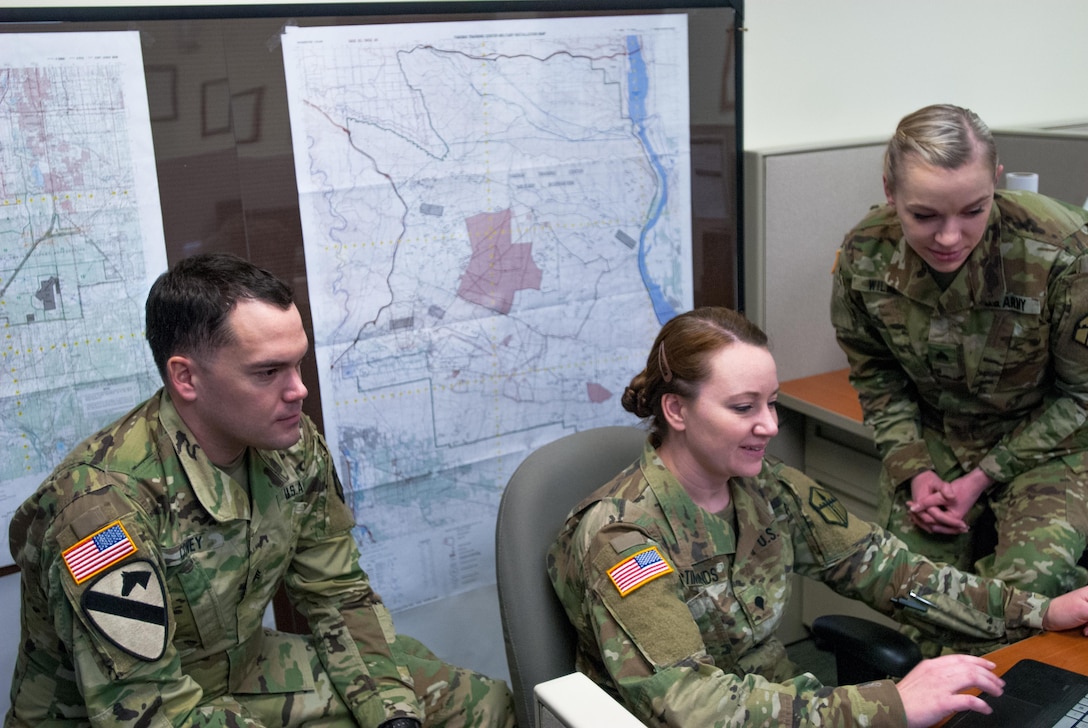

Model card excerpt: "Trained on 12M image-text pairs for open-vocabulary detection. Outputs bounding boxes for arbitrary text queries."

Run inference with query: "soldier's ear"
[167,355,198,403]
[661,392,687,432]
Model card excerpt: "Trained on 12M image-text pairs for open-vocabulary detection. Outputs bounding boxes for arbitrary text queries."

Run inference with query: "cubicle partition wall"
[743,138,888,635]
[994,127,1088,212]
[742,139,885,382]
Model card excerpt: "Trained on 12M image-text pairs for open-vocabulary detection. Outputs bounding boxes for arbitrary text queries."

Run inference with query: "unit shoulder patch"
[81,558,168,662]
[607,545,674,597]
[1075,314,1088,347]
[809,486,849,527]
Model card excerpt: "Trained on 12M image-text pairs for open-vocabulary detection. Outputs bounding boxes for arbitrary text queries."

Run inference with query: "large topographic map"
[0,32,166,563]
[282,15,692,610]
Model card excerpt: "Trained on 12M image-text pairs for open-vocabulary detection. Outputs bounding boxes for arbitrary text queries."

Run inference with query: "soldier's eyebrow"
[247,345,309,371]
[248,357,292,371]
[725,387,779,401]
[907,194,990,213]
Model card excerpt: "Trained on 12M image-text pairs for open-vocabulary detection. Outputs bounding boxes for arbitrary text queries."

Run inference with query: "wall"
[742,0,1088,150]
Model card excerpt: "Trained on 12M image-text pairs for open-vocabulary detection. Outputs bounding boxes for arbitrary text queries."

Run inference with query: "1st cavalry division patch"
[608,546,674,596]
[81,559,168,662]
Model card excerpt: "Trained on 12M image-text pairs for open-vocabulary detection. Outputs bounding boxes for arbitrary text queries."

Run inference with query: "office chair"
[495,425,647,728]
[495,426,921,728]
[810,614,922,685]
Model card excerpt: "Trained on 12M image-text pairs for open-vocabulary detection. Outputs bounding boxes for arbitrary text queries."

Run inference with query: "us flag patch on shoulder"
[63,521,137,584]
[607,546,674,596]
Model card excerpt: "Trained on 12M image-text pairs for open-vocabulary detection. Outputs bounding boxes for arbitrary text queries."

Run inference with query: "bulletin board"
[0,1,743,615]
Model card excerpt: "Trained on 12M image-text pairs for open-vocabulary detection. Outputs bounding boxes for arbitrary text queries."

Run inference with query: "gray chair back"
[495,425,647,728]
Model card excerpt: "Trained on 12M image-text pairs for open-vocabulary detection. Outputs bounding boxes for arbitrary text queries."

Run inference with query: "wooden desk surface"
[935,630,1088,726]
[982,630,1088,677]
[778,368,870,439]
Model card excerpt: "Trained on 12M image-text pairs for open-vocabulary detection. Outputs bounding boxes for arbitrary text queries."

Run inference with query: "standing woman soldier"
[831,104,1088,600]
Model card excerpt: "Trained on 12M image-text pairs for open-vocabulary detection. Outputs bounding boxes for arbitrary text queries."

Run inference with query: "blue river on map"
[626,34,677,325]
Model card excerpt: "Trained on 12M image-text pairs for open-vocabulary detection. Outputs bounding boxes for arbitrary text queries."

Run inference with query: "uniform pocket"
[975,309,1047,394]
[170,557,229,653]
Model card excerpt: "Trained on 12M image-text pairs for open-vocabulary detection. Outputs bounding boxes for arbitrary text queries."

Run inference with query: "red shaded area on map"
[457,209,543,314]
[586,382,613,404]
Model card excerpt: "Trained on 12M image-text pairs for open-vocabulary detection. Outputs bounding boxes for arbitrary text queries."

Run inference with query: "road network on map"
[0,33,166,561]
[282,15,692,610]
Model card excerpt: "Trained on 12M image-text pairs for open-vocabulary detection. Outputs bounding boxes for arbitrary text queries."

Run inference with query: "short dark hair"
[145,252,294,380]
[622,307,769,448]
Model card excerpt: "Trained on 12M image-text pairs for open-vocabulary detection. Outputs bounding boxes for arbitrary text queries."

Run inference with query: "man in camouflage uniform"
[830,109,1088,599]
[549,441,1054,728]
[5,253,515,728]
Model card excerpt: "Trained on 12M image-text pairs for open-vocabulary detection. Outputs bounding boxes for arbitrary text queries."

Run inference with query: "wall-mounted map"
[282,15,692,610]
[0,32,166,563]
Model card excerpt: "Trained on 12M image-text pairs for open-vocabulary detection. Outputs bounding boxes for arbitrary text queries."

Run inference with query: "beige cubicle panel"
[993,126,1088,208]
[743,140,885,383]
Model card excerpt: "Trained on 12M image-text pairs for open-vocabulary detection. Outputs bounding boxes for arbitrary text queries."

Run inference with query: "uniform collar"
[640,443,778,558]
[156,390,252,522]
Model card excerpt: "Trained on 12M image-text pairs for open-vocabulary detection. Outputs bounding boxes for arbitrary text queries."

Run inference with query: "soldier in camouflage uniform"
[5,253,515,728]
[830,104,1088,599]
[549,307,1088,728]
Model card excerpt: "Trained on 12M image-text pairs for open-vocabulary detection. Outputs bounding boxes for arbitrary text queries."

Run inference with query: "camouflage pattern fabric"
[548,442,1050,728]
[830,190,1088,595]
[6,389,515,728]
[881,431,1088,600]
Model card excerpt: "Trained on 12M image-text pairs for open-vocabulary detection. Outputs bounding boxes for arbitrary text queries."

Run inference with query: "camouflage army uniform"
[548,442,1050,728]
[6,390,515,728]
[831,190,1088,597]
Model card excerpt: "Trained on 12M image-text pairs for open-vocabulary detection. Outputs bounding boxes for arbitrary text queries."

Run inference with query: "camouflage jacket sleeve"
[830,227,934,487]
[974,244,1088,483]
[777,463,1049,646]
[550,497,909,728]
[282,422,422,726]
[18,477,231,728]
[10,400,420,728]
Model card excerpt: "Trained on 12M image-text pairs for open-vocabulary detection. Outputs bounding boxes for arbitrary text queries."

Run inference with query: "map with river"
[282,14,692,610]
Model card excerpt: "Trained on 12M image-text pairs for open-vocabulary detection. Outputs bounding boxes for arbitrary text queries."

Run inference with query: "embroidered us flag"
[607,546,674,596]
[62,521,137,584]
